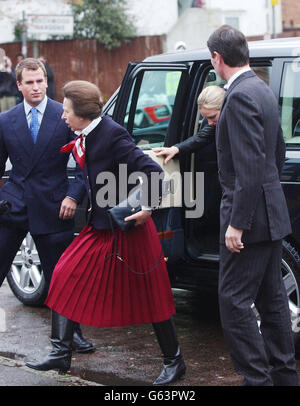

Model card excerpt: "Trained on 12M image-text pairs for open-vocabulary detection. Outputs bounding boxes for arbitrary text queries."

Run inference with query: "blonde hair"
[197,85,225,111]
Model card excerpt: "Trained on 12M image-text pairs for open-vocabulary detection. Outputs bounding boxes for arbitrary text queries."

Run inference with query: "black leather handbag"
[106,189,163,275]
[107,188,141,231]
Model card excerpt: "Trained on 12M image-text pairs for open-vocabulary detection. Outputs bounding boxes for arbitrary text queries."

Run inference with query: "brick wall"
[282,0,300,27]
[0,36,164,103]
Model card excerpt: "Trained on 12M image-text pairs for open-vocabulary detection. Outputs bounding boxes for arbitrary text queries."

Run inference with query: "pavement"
[0,279,184,387]
[5,279,293,389]
[0,354,102,386]
[0,279,107,387]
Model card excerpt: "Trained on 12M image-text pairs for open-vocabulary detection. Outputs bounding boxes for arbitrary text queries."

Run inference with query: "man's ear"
[214,51,223,64]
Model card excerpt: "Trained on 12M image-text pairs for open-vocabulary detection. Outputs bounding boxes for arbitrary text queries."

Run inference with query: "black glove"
[0,200,11,215]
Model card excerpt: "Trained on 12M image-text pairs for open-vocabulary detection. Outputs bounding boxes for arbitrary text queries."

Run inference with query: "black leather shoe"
[153,348,186,386]
[26,352,71,375]
[152,318,186,386]
[72,323,95,353]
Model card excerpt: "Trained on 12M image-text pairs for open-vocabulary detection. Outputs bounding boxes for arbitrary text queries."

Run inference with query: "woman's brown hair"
[62,80,103,120]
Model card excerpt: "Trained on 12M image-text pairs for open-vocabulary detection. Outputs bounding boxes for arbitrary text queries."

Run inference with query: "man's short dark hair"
[207,25,249,67]
[15,58,47,82]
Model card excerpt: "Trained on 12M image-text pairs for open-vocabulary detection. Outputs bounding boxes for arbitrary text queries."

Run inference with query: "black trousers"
[0,223,73,291]
[218,239,299,386]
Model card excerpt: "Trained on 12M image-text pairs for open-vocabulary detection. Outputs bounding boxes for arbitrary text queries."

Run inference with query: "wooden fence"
[1,36,164,102]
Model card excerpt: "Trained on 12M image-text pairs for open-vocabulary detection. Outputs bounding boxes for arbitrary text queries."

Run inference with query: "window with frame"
[280,62,300,145]
[224,17,239,30]
[196,65,272,132]
[123,69,183,149]
[197,69,226,129]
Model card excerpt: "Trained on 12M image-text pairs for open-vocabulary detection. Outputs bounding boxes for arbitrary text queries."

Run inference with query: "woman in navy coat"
[26,80,186,386]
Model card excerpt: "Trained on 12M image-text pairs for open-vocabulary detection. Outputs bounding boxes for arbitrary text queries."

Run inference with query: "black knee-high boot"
[26,311,74,374]
[72,323,95,353]
[152,317,186,385]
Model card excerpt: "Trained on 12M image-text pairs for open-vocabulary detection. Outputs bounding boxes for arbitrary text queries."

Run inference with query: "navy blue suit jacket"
[83,116,163,230]
[0,98,86,234]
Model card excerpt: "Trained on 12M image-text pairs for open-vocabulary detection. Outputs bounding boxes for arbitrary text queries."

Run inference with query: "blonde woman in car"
[153,85,225,162]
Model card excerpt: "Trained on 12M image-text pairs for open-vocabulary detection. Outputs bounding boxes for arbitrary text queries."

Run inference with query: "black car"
[7,37,300,347]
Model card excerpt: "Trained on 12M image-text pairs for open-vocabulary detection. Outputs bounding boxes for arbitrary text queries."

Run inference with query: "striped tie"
[30,107,39,143]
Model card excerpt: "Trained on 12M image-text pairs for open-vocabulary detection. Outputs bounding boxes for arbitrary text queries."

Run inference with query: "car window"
[280,62,300,145]
[198,69,227,130]
[202,66,271,91]
[196,65,272,132]
[102,88,118,118]
[203,69,226,89]
[252,66,271,85]
[124,70,183,149]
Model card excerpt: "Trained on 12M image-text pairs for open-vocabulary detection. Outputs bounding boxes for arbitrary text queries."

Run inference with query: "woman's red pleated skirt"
[45,218,175,327]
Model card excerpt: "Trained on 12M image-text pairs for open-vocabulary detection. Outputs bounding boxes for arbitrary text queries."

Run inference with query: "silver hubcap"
[253,258,300,332]
[282,258,300,333]
[10,233,43,294]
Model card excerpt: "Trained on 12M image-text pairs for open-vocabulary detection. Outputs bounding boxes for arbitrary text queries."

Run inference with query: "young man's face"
[17,68,48,107]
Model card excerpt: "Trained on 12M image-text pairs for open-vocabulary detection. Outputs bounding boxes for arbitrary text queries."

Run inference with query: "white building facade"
[126,0,178,36]
[0,0,282,52]
[166,0,282,51]
[127,0,282,51]
[205,0,282,38]
[0,0,72,44]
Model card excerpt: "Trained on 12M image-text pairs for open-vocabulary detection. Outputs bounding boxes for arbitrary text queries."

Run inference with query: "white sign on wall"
[27,15,74,37]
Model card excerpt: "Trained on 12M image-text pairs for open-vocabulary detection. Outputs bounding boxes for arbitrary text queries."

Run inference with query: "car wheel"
[251,241,300,347]
[282,241,300,349]
[6,233,47,307]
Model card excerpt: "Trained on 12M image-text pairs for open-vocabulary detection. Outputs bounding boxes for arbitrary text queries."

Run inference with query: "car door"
[276,57,300,245]
[110,62,193,261]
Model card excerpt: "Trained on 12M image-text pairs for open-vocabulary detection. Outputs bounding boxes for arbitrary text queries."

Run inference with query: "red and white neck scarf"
[60,116,102,170]
[60,134,86,170]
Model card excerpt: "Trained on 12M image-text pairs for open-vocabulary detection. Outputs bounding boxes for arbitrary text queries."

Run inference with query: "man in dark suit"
[0,58,94,353]
[207,25,299,386]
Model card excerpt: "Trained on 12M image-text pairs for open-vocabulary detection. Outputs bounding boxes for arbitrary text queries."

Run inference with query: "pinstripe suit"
[216,70,298,385]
